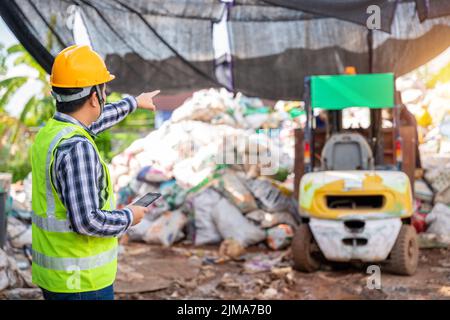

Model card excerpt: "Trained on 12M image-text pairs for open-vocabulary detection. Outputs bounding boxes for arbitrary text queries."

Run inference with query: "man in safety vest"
[31,45,158,300]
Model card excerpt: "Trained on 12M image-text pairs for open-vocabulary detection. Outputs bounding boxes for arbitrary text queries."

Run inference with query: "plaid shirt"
[50,96,137,237]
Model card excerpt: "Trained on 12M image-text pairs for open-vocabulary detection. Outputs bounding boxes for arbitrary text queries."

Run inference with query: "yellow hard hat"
[50,45,115,88]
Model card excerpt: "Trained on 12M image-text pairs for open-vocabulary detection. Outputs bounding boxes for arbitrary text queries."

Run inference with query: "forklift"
[292,73,419,275]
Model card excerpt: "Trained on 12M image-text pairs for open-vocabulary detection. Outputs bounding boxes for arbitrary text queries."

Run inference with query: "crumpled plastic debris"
[246,210,297,229]
[243,250,290,273]
[266,224,294,250]
[426,203,450,237]
[414,180,433,203]
[218,239,246,260]
[7,217,31,249]
[246,178,298,215]
[0,248,28,292]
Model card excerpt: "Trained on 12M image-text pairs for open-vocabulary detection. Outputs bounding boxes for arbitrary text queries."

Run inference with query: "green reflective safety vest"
[31,118,118,293]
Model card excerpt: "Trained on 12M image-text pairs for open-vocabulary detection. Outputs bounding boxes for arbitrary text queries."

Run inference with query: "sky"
[0,17,16,48]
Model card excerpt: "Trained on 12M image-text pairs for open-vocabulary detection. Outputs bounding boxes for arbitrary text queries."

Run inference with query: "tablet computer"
[131,192,162,207]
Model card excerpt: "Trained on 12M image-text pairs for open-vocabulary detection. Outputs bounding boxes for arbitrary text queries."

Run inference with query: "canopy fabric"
[415,0,450,21]
[261,0,397,32]
[229,0,450,99]
[1,0,450,100]
[0,0,225,95]
[78,0,225,95]
[0,0,74,73]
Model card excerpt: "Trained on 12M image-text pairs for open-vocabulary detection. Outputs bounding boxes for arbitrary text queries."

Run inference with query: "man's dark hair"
[52,83,105,114]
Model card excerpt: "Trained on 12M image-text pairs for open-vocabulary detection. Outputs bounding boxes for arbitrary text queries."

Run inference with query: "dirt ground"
[114,243,450,300]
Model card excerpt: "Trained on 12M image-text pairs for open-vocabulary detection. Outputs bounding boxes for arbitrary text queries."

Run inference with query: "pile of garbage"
[0,246,38,299]
[111,88,301,252]
[398,76,450,244]
[0,174,40,299]
[414,164,450,246]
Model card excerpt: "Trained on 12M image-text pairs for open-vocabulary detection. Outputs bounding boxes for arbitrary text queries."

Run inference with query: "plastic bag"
[147,197,170,219]
[246,210,297,229]
[116,185,136,209]
[127,218,153,242]
[142,210,188,246]
[246,178,297,214]
[266,224,294,250]
[160,181,187,210]
[213,172,258,214]
[192,188,223,245]
[435,186,450,206]
[414,180,434,203]
[426,203,450,236]
[137,166,171,183]
[211,198,266,247]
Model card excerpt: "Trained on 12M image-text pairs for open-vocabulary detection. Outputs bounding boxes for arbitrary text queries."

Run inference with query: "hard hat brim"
[50,74,115,88]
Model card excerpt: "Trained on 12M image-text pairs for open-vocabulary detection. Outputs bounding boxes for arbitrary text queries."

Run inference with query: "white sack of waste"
[171,88,234,123]
[211,198,266,247]
[246,178,297,214]
[212,172,258,214]
[173,158,215,189]
[435,186,450,206]
[426,203,450,237]
[193,188,222,246]
[127,219,153,242]
[142,210,188,246]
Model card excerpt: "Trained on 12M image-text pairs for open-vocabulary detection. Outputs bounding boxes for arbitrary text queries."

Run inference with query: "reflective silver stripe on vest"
[109,196,114,209]
[32,246,118,271]
[46,127,77,218]
[32,213,72,233]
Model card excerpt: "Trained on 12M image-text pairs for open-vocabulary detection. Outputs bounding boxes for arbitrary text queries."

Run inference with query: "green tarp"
[311,73,394,109]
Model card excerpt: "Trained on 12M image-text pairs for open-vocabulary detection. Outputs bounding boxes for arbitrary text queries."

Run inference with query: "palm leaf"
[0,76,28,111]
[0,76,28,87]
[19,96,38,123]
[6,44,23,55]
[11,96,38,142]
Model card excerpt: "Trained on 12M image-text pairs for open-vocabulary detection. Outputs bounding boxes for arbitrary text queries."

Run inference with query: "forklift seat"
[321,133,374,170]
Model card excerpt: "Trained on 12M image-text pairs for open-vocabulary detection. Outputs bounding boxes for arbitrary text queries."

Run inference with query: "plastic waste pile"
[111,88,301,250]
[0,174,39,298]
[397,76,450,243]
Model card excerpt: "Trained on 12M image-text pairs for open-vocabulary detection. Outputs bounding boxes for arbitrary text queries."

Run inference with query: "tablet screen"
[132,193,161,207]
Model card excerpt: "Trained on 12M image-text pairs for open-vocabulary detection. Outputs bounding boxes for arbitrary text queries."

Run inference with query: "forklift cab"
[294,73,417,198]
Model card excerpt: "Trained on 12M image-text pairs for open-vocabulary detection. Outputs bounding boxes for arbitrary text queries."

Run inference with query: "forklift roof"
[311,73,394,110]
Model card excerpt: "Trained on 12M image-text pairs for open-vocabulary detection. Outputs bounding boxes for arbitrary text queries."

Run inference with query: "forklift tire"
[291,224,321,272]
[385,225,419,276]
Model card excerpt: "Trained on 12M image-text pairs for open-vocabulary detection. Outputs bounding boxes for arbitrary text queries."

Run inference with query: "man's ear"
[90,91,99,108]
